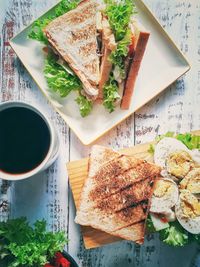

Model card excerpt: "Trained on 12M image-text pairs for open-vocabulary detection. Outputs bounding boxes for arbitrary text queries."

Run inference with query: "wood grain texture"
[0,0,200,266]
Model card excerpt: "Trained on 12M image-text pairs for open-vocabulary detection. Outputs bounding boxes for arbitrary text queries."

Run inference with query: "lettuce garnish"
[105,0,135,41]
[110,30,132,79]
[103,0,136,111]
[103,74,120,112]
[44,53,81,97]
[0,218,67,267]
[44,53,92,117]
[159,221,189,247]
[76,95,93,117]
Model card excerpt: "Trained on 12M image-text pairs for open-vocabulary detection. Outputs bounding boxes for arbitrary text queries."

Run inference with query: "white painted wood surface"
[0,0,200,266]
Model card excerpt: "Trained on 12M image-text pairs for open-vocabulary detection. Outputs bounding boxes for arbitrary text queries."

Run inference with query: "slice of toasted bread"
[44,0,100,97]
[121,19,150,109]
[75,145,160,243]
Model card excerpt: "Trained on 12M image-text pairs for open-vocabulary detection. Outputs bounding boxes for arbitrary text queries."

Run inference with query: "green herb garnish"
[0,217,67,267]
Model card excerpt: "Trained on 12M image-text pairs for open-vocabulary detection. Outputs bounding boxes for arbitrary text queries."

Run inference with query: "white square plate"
[10,0,190,145]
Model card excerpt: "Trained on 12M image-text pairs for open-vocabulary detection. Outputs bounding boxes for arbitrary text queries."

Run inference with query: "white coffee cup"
[0,101,60,180]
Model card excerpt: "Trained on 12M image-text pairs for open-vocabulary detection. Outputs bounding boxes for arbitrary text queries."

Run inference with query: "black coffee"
[0,107,51,174]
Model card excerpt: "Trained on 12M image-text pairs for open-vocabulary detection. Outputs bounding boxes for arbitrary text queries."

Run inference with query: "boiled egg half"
[150,178,179,216]
[175,190,200,234]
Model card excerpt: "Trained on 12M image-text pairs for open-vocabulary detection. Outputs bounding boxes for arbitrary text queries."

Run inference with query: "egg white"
[175,195,200,234]
[150,178,179,214]
[154,137,189,168]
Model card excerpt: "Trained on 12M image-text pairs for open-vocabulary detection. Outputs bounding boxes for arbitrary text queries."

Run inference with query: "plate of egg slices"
[148,133,200,246]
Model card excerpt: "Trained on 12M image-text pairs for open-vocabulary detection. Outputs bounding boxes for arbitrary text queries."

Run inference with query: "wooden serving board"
[67,131,200,249]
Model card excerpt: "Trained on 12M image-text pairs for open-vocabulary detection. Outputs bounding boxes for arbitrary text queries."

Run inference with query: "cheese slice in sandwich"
[44,0,101,99]
[75,145,161,244]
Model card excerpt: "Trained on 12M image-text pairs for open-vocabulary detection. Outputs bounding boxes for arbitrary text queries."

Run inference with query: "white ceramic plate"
[10,0,190,145]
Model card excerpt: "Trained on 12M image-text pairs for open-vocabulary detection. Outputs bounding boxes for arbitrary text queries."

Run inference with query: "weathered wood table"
[0,0,200,266]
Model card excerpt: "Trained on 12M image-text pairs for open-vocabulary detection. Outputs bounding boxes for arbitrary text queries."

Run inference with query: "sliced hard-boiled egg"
[166,150,194,178]
[150,178,179,214]
[175,190,200,234]
[154,137,189,168]
[180,168,200,194]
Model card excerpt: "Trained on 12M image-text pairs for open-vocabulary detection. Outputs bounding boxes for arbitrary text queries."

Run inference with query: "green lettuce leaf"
[110,30,132,78]
[159,221,189,247]
[55,0,80,17]
[0,218,67,267]
[28,17,53,44]
[105,0,136,41]
[76,95,93,117]
[176,133,200,150]
[103,74,120,112]
[44,53,81,97]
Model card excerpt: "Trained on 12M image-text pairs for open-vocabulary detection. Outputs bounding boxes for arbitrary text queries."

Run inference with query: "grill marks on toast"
[69,24,96,44]
[95,178,154,212]
[91,155,141,183]
[89,156,159,200]
[75,145,161,243]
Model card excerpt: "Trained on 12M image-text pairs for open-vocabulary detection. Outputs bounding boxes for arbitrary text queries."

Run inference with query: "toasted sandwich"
[75,145,161,243]
[40,0,150,115]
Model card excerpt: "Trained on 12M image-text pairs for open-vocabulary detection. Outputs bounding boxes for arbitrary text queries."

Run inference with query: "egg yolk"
[166,150,194,178]
[180,168,200,194]
[180,190,200,218]
[154,180,173,198]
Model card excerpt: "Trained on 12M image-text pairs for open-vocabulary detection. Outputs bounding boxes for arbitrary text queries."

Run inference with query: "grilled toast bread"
[44,0,100,98]
[75,145,161,243]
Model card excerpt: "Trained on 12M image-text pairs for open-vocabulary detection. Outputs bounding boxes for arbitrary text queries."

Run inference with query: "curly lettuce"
[103,74,120,112]
[103,0,136,111]
[44,53,81,97]
[159,221,189,247]
[0,218,67,267]
[110,30,132,78]
[105,0,136,41]
[76,95,93,117]
[44,54,92,117]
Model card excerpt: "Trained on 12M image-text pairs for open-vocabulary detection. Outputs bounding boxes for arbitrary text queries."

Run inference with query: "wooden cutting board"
[67,131,200,249]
